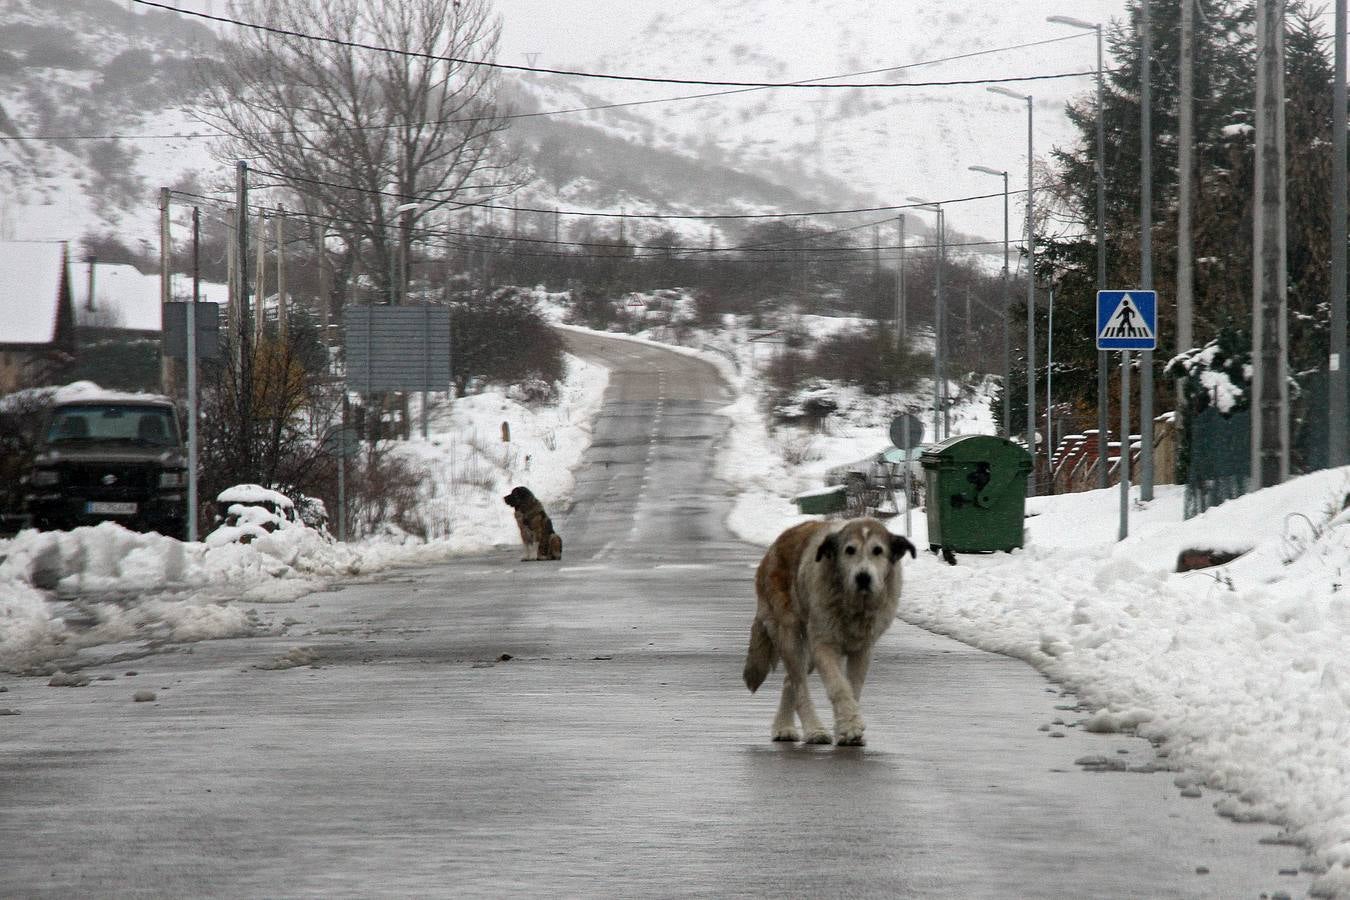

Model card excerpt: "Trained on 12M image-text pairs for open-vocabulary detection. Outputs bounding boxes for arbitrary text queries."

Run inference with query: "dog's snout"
[854,571,872,592]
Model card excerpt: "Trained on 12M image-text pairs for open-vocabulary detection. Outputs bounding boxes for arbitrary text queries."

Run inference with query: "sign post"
[889,413,925,537]
[1097,290,1158,540]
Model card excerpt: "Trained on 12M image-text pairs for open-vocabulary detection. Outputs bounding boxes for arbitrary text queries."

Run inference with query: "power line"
[168,187,1050,261]
[131,0,1093,91]
[0,34,1095,143]
[245,166,1024,220]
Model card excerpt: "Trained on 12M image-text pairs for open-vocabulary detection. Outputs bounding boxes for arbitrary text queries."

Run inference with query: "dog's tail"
[547,533,562,560]
[742,617,777,693]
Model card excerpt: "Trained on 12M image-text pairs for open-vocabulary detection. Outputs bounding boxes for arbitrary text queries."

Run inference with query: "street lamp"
[394,201,425,438]
[907,197,945,441]
[1048,14,1109,489]
[968,165,1011,438]
[987,85,1036,494]
[395,201,420,305]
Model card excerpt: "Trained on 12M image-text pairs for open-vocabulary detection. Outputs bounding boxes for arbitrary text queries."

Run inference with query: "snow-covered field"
[6,310,1350,891]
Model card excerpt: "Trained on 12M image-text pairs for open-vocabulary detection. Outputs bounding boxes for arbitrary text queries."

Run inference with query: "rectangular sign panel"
[162,301,221,360]
[1096,290,1158,351]
[344,305,451,393]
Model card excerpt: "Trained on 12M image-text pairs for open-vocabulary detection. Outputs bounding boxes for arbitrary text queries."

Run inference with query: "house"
[74,260,229,338]
[0,242,76,394]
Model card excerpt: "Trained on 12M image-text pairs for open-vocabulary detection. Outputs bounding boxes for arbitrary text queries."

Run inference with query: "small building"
[74,261,229,338]
[0,242,76,394]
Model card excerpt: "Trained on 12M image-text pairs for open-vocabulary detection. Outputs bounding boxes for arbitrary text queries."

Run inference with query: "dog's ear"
[815,533,839,562]
[890,534,917,561]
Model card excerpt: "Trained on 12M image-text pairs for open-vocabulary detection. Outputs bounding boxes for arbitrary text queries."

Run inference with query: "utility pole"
[1178,0,1196,377]
[895,214,906,352]
[1175,0,1196,492]
[1252,0,1290,487]
[159,187,174,395]
[276,205,287,341]
[1140,0,1156,501]
[317,227,331,349]
[85,255,96,312]
[1332,0,1348,467]
[236,161,253,479]
[187,207,200,543]
[254,208,267,340]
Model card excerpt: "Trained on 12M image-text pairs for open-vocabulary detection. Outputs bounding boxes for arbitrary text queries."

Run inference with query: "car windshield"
[47,405,178,447]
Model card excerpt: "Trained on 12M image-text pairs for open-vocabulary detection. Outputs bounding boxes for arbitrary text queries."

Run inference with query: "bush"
[450,288,565,395]
[764,327,931,423]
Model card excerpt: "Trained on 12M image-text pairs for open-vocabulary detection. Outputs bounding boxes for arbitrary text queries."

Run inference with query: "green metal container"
[793,485,848,516]
[920,435,1032,556]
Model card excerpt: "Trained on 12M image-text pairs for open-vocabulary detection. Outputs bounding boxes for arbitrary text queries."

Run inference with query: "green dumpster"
[919,435,1032,559]
[793,484,848,516]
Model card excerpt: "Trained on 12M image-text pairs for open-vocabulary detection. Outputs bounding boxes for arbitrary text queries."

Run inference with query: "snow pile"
[892,472,1350,892]
[0,380,171,412]
[0,353,611,671]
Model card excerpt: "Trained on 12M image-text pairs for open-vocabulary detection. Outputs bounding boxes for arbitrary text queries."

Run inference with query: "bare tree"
[197,0,518,303]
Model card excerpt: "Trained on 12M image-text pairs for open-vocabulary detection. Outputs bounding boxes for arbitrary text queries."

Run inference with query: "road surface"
[0,331,1314,898]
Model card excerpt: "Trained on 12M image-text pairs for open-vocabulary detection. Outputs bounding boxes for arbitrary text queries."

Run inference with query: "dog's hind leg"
[813,643,865,746]
[778,628,830,744]
[771,675,800,742]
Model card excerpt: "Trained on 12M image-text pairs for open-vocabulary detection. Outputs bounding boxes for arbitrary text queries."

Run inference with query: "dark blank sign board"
[344,305,451,393]
[162,301,221,360]
[888,413,925,451]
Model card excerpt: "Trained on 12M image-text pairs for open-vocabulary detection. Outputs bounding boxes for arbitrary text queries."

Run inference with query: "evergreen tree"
[1035,0,1338,460]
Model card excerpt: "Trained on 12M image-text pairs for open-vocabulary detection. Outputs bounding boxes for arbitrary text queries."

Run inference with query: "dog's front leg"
[846,647,873,702]
[813,642,864,746]
[777,627,830,744]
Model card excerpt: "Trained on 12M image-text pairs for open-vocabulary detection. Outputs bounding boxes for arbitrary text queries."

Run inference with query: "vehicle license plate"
[87,501,137,515]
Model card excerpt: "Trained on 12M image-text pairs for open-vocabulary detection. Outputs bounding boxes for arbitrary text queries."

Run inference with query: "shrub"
[451,288,565,395]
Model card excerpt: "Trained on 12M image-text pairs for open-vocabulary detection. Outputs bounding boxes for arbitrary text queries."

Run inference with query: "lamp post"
[908,198,945,441]
[395,201,424,437]
[988,85,1036,493]
[1332,0,1347,467]
[395,201,420,305]
[895,213,906,352]
[1048,14,1109,488]
[968,165,1011,437]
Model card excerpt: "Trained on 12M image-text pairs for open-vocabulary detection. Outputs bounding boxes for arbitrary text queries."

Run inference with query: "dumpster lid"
[918,433,1031,462]
[792,484,847,501]
[880,446,921,464]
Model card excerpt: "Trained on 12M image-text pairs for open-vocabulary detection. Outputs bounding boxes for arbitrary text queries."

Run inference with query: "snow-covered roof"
[0,241,67,345]
[74,263,229,332]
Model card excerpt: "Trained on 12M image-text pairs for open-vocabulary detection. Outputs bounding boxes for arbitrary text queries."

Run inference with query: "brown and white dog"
[503,486,563,561]
[743,518,915,746]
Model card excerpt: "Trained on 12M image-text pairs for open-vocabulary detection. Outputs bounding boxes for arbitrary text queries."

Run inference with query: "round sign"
[888,413,925,451]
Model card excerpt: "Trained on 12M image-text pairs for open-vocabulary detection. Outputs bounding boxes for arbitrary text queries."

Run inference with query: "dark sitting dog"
[503,486,562,561]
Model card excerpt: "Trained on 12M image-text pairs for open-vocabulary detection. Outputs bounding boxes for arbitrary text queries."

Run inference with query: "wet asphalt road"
[0,332,1315,898]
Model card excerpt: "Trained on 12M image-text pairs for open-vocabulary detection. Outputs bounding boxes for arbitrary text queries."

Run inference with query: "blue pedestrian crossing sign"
[1096,290,1158,351]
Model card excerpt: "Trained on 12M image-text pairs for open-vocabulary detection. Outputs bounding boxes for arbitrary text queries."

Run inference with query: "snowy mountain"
[561,0,1128,246]
[0,0,222,249]
[0,0,1170,259]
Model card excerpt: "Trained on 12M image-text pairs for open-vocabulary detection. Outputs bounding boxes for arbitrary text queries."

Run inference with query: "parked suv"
[24,398,188,539]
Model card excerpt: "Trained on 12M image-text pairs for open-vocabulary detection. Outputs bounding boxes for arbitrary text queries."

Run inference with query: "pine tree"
[1033,0,1339,467]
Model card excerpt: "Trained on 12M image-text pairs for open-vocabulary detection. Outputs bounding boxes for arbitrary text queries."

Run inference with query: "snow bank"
[897,472,1350,892]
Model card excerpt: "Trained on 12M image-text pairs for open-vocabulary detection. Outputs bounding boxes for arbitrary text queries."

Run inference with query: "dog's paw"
[835,717,866,746]
[803,729,832,745]
[771,726,801,743]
